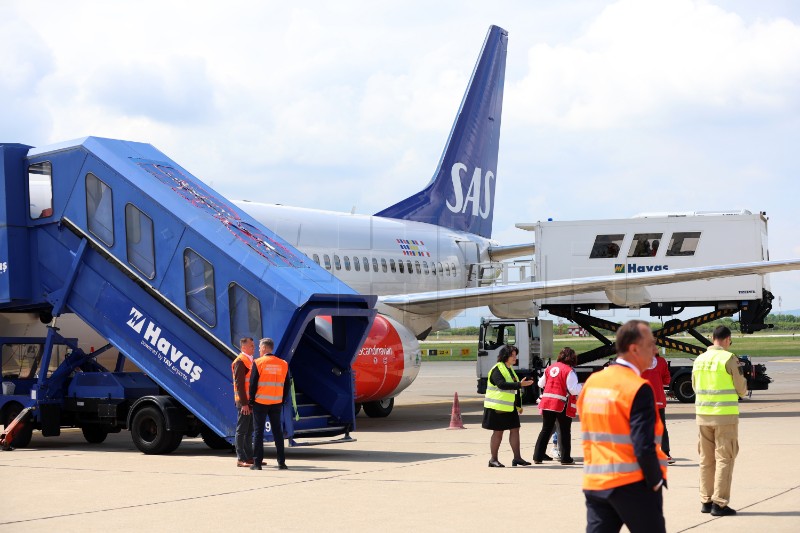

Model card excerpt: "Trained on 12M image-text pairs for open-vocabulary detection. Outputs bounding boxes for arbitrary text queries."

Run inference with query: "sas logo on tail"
[615,263,669,274]
[446,162,494,219]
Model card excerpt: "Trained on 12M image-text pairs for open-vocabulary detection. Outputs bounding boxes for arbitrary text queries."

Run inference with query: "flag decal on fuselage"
[397,239,431,257]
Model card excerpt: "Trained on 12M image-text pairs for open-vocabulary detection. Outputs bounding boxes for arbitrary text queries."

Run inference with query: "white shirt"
[614,357,641,376]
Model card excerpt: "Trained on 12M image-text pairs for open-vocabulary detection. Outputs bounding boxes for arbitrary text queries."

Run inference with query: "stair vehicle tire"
[131,406,174,454]
[200,426,232,450]
[81,425,109,444]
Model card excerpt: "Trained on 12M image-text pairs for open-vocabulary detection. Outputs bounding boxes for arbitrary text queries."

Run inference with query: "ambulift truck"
[476,317,770,403]
[0,138,375,452]
[477,211,775,401]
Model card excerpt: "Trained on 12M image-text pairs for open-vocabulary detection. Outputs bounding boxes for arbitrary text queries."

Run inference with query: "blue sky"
[3,0,799,324]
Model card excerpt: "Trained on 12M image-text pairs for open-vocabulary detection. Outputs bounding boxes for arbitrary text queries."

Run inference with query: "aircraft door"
[457,241,480,287]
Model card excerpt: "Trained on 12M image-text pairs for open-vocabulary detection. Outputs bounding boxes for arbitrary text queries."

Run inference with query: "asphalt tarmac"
[2,358,799,532]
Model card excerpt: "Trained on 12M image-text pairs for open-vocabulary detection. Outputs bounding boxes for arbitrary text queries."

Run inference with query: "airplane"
[14,25,800,419]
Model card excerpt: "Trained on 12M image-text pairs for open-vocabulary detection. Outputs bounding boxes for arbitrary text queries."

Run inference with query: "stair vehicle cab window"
[125,204,155,279]
[666,232,701,257]
[590,234,625,259]
[28,161,53,219]
[228,283,262,348]
[628,233,663,258]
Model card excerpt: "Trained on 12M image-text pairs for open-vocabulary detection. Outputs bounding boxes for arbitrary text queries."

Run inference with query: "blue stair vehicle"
[0,138,376,453]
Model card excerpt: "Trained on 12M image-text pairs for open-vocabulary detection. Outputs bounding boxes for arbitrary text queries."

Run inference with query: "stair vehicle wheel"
[363,398,394,418]
[81,425,109,444]
[3,403,33,448]
[673,374,695,403]
[161,430,184,454]
[200,426,232,450]
[131,406,173,454]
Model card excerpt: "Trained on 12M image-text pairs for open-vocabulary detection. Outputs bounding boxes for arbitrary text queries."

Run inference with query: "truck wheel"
[200,426,232,450]
[81,425,109,444]
[3,403,33,448]
[161,430,184,454]
[673,375,695,403]
[363,398,394,418]
[131,406,173,454]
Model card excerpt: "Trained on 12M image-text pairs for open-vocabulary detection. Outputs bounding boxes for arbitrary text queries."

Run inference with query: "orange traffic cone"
[447,392,466,429]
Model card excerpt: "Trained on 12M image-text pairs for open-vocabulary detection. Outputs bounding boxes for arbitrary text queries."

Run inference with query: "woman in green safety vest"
[482,345,535,467]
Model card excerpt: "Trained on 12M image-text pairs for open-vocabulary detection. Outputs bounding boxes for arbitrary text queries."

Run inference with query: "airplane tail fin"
[374,25,507,239]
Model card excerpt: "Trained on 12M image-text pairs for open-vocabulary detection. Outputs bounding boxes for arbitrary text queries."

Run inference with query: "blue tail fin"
[374,25,507,239]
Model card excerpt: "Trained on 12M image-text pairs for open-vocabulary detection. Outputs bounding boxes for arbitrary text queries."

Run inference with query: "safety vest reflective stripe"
[582,432,633,445]
[695,389,737,395]
[542,392,568,401]
[484,363,519,413]
[258,381,284,387]
[584,462,640,474]
[255,393,283,401]
[484,397,516,407]
[696,401,739,407]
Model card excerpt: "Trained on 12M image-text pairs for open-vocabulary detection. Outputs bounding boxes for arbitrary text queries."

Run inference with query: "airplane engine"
[352,315,421,417]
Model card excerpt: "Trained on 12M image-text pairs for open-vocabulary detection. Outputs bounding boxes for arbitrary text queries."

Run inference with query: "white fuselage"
[235,201,495,330]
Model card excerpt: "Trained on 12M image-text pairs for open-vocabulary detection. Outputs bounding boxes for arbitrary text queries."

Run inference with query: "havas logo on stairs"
[446,163,494,219]
[127,307,204,383]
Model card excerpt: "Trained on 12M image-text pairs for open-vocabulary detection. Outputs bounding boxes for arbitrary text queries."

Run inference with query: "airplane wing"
[379,258,800,315]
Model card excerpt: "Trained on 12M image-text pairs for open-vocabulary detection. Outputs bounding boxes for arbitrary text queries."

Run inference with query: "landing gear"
[363,398,394,418]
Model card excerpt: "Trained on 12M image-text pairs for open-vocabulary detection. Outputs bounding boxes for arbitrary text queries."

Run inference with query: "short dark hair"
[497,344,518,363]
[239,337,253,347]
[557,347,577,366]
[259,338,275,350]
[615,320,649,354]
[712,326,732,341]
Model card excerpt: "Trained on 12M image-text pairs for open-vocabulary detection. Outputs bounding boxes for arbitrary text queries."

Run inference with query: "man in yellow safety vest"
[692,325,747,517]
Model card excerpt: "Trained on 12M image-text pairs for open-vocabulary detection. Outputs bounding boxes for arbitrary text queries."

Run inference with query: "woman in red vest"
[532,347,582,465]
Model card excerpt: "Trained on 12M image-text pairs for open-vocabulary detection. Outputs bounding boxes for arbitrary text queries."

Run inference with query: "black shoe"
[542,454,553,461]
[560,459,576,465]
[710,504,736,517]
[278,463,288,470]
[488,459,505,468]
[512,458,531,467]
[249,464,262,471]
[701,502,712,513]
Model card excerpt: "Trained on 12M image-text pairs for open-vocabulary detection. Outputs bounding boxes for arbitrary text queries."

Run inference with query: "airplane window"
[228,283,262,349]
[86,173,114,246]
[344,256,351,271]
[628,233,663,258]
[398,260,404,273]
[390,259,397,273]
[312,254,320,265]
[334,255,342,270]
[437,262,443,275]
[323,254,331,270]
[381,258,387,273]
[451,263,457,275]
[415,261,421,274]
[445,264,451,276]
[363,257,370,272]
[28,161,53,219]
[184,248,216,327]
[406,260,413,274]
[666,232,701,257]
[353,257,360,272]
[125,204,155,279]
[423,261,430,274]
[373,258,379,272]
[589,234,624,259]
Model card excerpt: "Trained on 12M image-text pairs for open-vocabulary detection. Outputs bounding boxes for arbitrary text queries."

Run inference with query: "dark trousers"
[235,410,254,462]
[252,403,285,465]
[658,408,670,456]
[534,409,572,461]
[585,481,666,533]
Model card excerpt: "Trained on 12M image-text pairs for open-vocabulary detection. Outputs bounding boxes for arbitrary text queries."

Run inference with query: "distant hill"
[779,309,800,317]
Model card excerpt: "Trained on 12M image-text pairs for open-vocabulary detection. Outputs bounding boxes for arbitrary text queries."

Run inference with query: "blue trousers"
[252,403,285,465]
[235,410,253,462]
